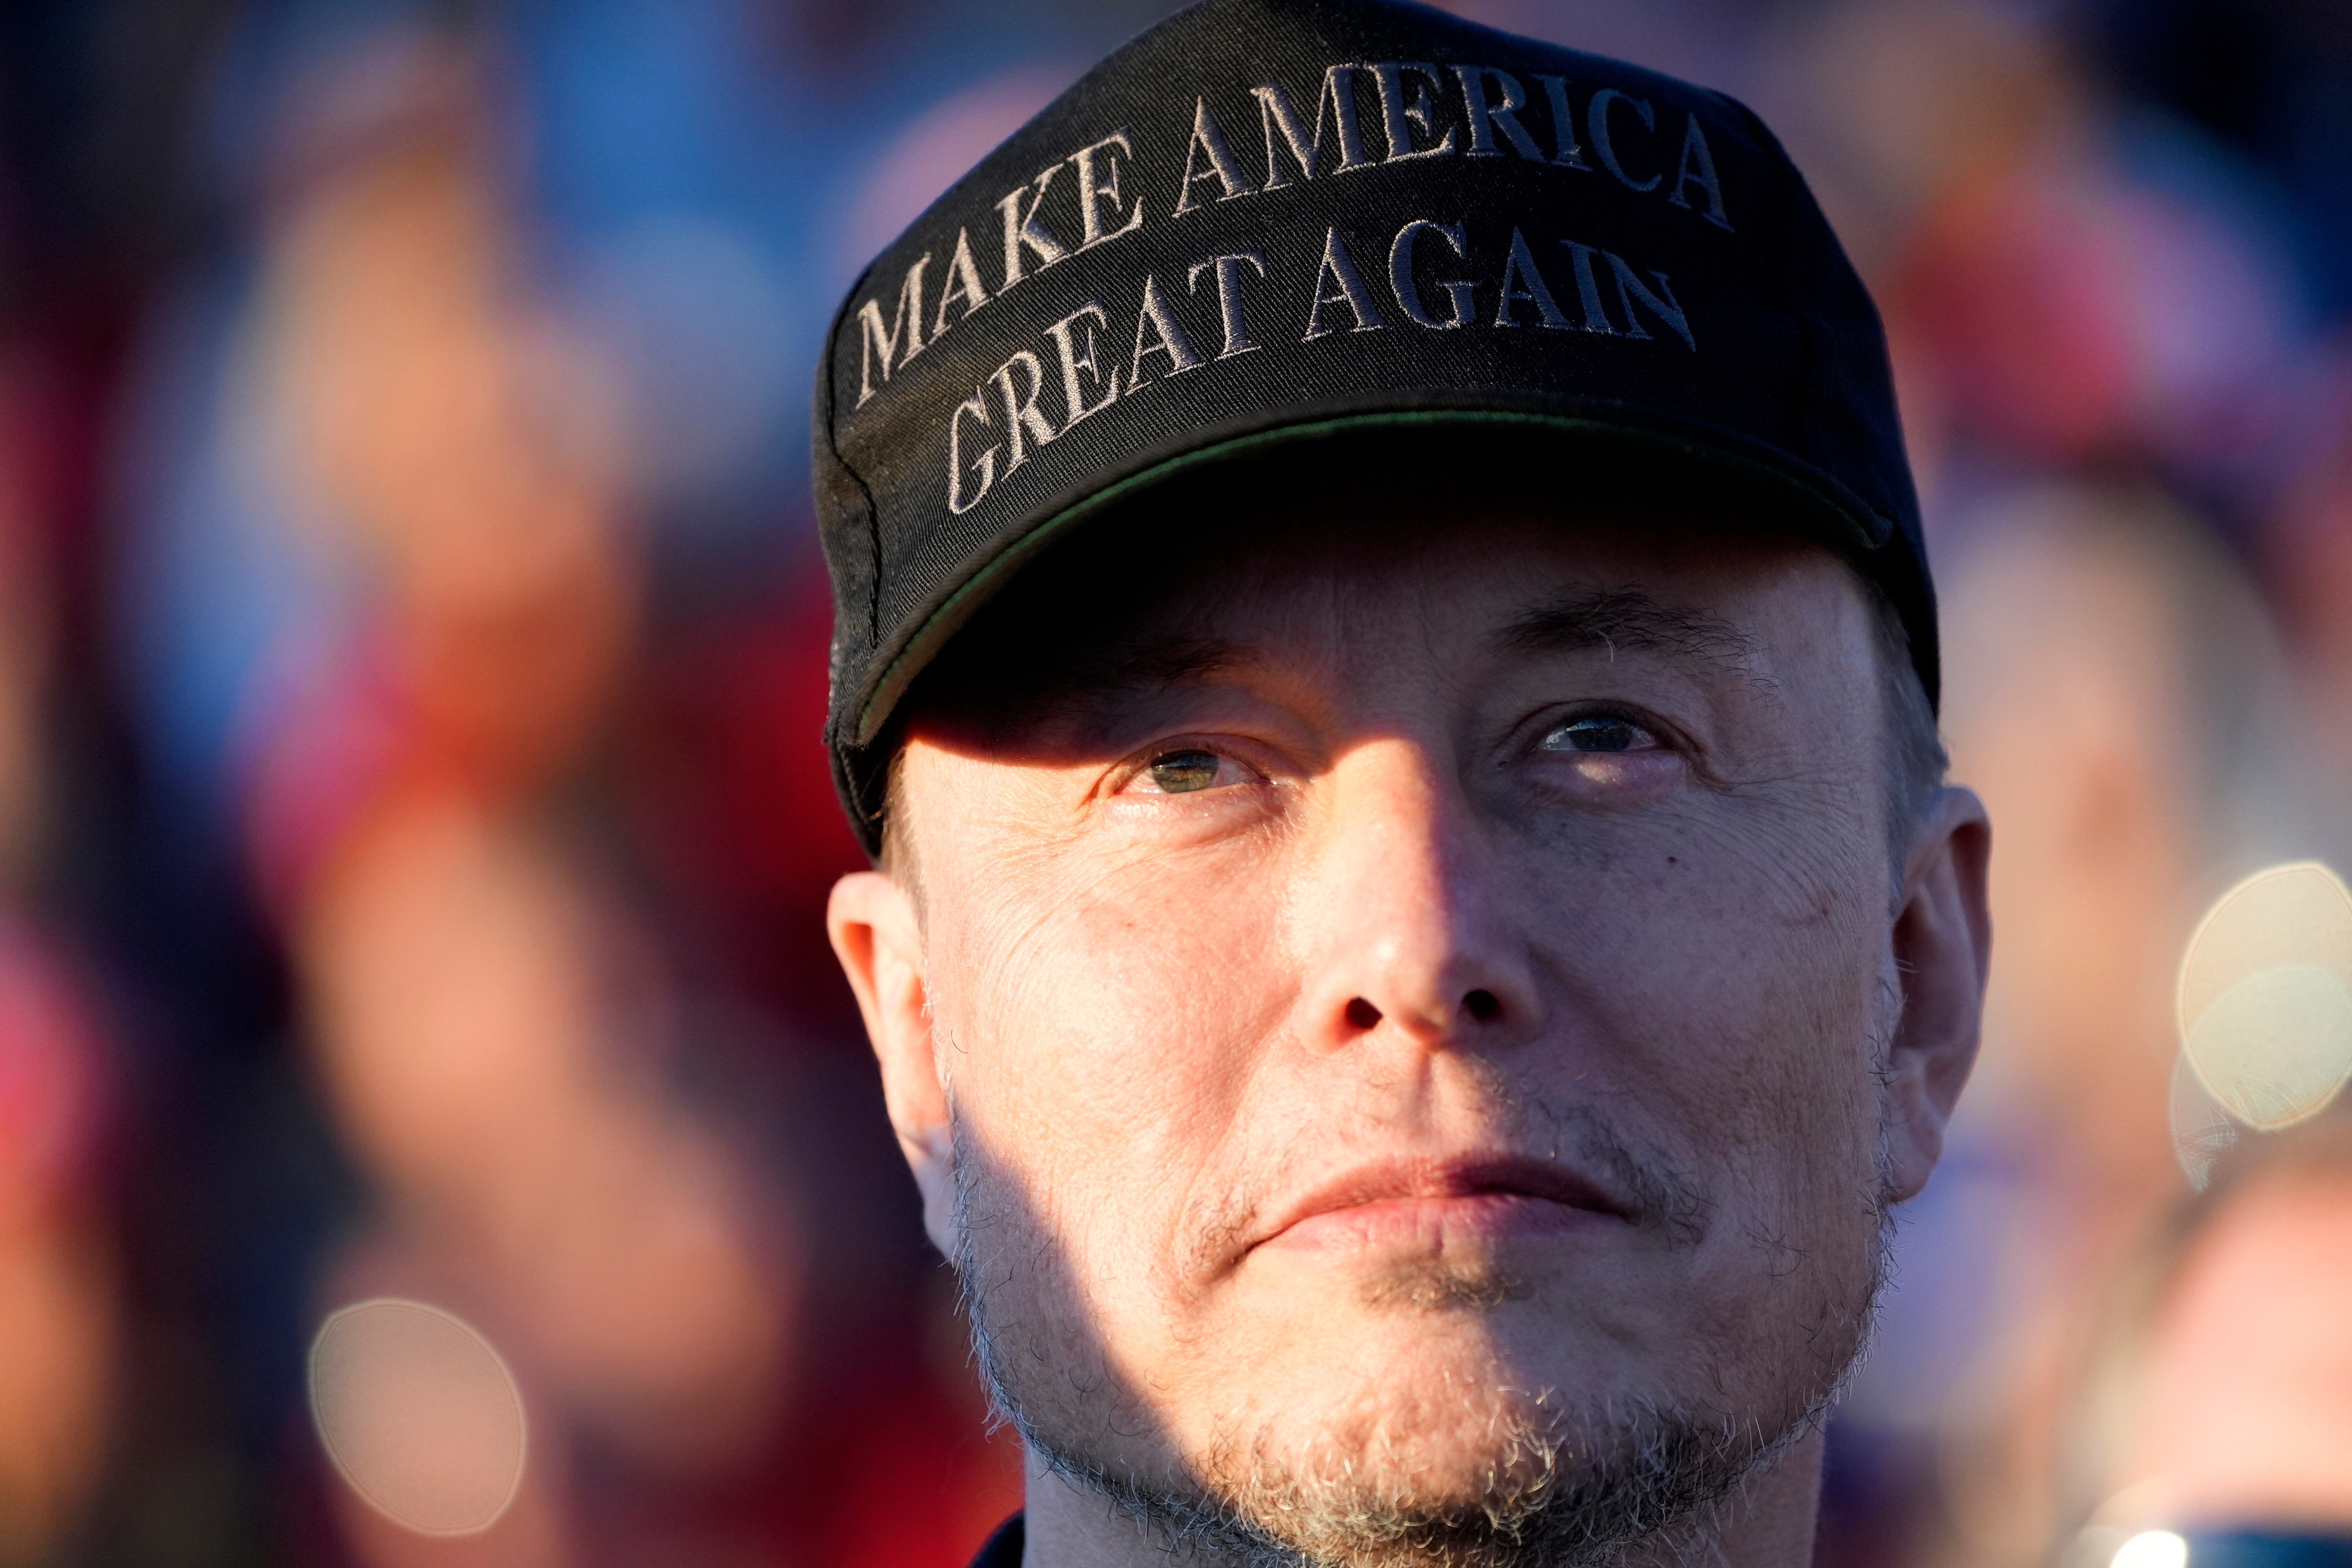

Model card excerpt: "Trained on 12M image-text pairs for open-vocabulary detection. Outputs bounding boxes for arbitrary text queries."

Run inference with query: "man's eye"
[1539,714,1652,754]
[1141,748,1232,793]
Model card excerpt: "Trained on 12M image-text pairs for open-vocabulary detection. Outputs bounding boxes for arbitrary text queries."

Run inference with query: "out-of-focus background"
[1,0,2350,1564]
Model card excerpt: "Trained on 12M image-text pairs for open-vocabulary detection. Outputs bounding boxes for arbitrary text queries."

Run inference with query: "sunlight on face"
[895,510,1929,1562]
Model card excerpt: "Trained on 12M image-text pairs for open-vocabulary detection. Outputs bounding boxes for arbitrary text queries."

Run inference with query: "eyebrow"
[1499,588,1767,690]
[985,633,1254,731]
[1085,635,1250,692]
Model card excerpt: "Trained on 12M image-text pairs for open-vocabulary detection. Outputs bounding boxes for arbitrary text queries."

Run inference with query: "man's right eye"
[1141,749,1229,793]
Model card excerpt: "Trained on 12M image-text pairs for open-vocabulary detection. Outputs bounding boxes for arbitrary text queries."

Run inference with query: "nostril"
[1344,997,1383,1030]
[1463,988,1502,1022]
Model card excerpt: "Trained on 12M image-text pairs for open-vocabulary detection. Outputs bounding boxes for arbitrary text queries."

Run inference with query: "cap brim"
[850,405,1893,750]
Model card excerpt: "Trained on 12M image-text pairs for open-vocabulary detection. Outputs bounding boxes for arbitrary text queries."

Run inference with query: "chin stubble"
[948,1110,1896,1568]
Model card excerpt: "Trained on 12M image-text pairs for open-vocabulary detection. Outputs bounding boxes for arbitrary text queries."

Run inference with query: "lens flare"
[2176,863,2352,1134]
[309,1298,526,1535]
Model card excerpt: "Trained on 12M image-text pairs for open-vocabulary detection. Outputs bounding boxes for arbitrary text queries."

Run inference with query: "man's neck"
[1014,1428,1827,1568]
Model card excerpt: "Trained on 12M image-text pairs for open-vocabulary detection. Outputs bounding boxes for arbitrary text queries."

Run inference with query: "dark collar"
[968,1514,1024,1568]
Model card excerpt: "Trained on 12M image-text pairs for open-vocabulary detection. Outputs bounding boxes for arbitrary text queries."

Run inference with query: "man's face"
[840,503,1985,1562]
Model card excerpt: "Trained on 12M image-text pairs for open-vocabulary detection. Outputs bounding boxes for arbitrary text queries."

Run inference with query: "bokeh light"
[2177,864,2352,1136]
[2112,1530,2189,1568]
[309,1299,527,1537]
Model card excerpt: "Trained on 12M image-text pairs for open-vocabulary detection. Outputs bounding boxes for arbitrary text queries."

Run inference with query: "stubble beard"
[948,1116,1893,1568]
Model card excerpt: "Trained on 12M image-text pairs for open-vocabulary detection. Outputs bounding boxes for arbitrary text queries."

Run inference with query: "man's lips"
[1250,1154,1634,1254]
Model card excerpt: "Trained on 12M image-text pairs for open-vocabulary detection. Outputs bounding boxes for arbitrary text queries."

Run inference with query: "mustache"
[1529,1097,1711,1243]
[1178,1095,1713,1285]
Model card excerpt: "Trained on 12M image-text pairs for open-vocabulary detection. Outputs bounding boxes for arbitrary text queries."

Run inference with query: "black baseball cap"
[814,0,1933,853]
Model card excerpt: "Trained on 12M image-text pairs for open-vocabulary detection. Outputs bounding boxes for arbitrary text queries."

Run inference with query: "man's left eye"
[1537,713,1656,754]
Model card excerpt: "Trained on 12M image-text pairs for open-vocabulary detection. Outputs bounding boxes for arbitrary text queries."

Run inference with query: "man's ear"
[1882,785,1994,1203]
[829,869,958,1256]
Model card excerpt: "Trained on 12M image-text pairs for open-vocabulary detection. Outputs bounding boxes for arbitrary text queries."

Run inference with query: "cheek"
[927,842,1298,1310]
[1528,808,1890,1223]
[1701,918,1887,1218]
[1693,922,1891,1337]
[1550,855,1890,1402]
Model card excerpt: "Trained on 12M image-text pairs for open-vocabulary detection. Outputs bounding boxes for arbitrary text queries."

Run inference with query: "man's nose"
[1294,736,1541,1055]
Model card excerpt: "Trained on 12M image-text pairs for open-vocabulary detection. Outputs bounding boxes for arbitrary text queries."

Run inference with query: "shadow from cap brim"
[856,412,1887,750]
[843,413,1889,838]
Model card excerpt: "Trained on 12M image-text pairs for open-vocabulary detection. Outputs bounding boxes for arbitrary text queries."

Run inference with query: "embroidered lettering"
[853,253,931,408]
[1494,227,1570,328]
[1389,219,1474,329]
[1129,272,1207,387]
[1588,89,1660,192]
[1044,301,1121,429]
[1667,114,1732,230]
[947,392,996,514]
[930,229,991,339]
[989,349,1058,472]
[1370,62,1458,163]
[1174,98,1257,214]
[996,165,1072,292]
[1558,238,1617,333]
[1605,252,1695,348]
[1072,131,1147,248]
[1454,65,1544,161]
[1189,252,1268,358]
[1303,228,1387,339]
[1534,75,1592,169]
[1253,66,1373,189]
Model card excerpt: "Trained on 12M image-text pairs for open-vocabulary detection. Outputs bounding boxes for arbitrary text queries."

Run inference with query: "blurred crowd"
[0,0,2347,1564]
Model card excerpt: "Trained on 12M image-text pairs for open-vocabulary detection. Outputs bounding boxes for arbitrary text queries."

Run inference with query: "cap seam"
[822,266,888,653]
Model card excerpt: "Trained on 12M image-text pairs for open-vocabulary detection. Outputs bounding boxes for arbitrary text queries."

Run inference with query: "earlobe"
[1880,786,1994,1203]
[828,870,960,1255]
